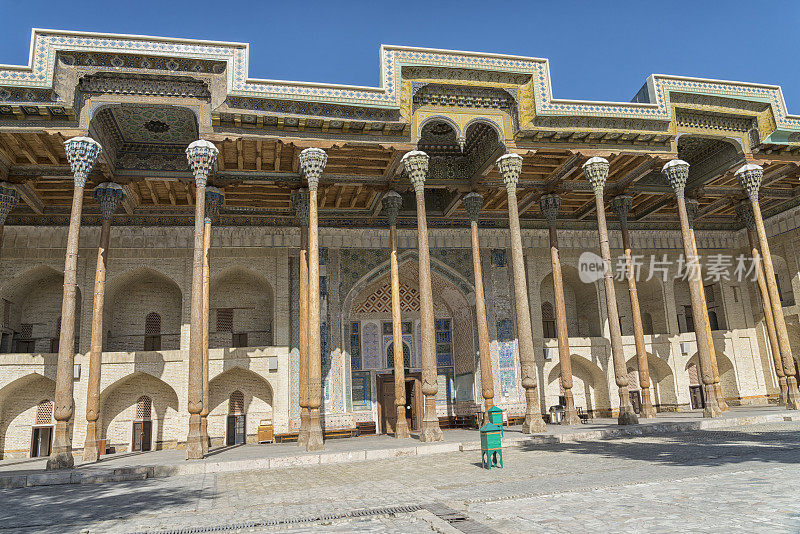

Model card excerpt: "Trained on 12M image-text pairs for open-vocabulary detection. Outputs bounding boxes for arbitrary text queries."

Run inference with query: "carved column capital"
[64,136,102,188]
[291,188,310,226]
[204,186,225,224]
[735,200,757,231]
[582,157,610,197]
[382,190,403,226]
[93,182,125,220]
[662,159,690,199]
[299,148,327,192]
[609,194,632,230]
[185,140,218,188]
[684,197,700,228]
[0,182,19,225]
[402,150,429,194]
[538,193,561,225]
[463,192,483,223]
[735,163,763,202]
[496,153,523,193]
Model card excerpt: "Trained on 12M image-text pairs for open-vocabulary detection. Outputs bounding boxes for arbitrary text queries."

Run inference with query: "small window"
[541,302,556,339]
[35,400,53,425]
[491,249,507,267]
[136,395,152,420]
[229,390,244,415]
[144,312,162,351]
[232,332,248,348]
[217,308,233,332]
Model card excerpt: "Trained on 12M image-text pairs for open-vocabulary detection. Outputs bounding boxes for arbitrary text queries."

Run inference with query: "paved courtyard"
[2,419,799,533]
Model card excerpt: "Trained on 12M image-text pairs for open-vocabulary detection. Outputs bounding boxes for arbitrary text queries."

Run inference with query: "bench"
[356,422,376,436]
[274,432,299,443]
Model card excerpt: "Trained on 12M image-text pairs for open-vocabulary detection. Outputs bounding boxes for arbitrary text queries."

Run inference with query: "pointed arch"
[208,367,273,444]
[104,266,182,351]
[0,373,56,457]
[210,266,274,348]
[685,350,740,403]
[99,371,179,451]
[546,354,610,416]
[625,353,678,410]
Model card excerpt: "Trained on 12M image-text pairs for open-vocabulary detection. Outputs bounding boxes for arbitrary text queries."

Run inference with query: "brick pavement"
[1,420,799,533]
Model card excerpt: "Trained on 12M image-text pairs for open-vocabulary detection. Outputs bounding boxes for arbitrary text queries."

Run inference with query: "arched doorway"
[540,266,601,338]
[209,367,273,446]
[343,255,476,434]
[0,373,56,458]
[104,267,182,351]
[99,372,180,453]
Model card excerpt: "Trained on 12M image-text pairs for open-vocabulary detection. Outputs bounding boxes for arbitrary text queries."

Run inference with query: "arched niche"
[546,354,610,416]
[685,351,740,403]
[0,373,56,457]
[539,266,601,337]
[104,267,182,351]
[625,353,678,410]
[208,367,273,443]
[99,371,179,451]
[210,267,274,349]
[0,265,80,354]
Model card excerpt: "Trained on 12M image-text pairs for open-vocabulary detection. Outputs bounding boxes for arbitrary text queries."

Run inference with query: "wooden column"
[292,189,311,446]
[539,194,581,425]
[299,148,327,451]
[47,137,102,470]
[685,198,729,411]
[736,201,786,405]
[200,187,224,454]
[83,182,124,462]
[496,154,546,433]
[402,151,443,442]
[735,164,800,410]
[383,191,410,438]
[0,183,19,259]
[463,193,495,422]
[185,140,218,460]
[662,159,721,417]
[582,158,639,425]
[609,195,656,419]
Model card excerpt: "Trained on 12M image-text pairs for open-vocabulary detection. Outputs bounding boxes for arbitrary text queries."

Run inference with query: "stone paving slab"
[0,406,792,489]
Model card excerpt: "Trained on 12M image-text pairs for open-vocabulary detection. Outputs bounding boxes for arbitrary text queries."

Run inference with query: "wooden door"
[379,377,396,434]
[629,390,642,414]
[30,426,52,457]
[227,415,246,445]
[141,421,152,451]
[689,386,705,409]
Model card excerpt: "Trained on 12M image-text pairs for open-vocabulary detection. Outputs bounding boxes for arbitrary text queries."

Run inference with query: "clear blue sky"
[1,1,799,109]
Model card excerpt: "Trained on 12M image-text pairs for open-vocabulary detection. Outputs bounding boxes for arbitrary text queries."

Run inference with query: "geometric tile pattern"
[353,282,420,314]
[1,30,799,135]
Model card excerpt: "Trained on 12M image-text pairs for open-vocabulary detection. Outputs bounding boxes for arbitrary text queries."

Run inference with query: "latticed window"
[35,400,53,425]
[541,302,556,339]
[217,308,233,332]
[144,312,162,351]
[350,321,361,370]
[136,395,152,420]
[145,313,161,335]
[229,390,244,414]
[491,249,507,267]
[19,323,33,339]
[435,318,452,367]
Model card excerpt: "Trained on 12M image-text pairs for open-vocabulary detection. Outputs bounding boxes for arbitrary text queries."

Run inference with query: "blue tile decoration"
[351,371,370,409]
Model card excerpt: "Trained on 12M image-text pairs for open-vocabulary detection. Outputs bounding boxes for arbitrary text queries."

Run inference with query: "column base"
[46,421,74,470]
[785,376,800,410]
[640,389,657,419]
[419,396,443,442]
[778,377,788,407]
[200,416,209,455]
[185,414,205,460]
[715,383,730,411]
[702,385,722,418]
[617,405,639,425]
[522,414,547,433]
[297,407,310,447]
[82,421,99,462]
[561,392,580,425]
[306,408,324,452]
[395,406,410,439]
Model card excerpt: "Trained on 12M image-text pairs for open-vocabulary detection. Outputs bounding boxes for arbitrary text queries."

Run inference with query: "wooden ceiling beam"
[16,181,44,214]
